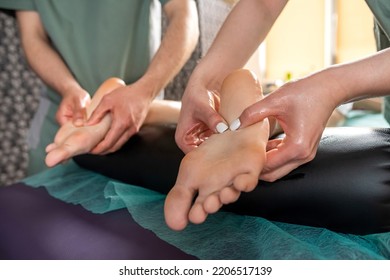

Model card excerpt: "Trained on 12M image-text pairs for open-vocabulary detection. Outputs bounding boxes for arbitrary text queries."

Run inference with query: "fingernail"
[74,119,84,127]
[229,119,241,131]
[216,122,228,133]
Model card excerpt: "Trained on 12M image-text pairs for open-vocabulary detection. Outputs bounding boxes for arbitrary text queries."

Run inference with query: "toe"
[203,193,222,214]
[164,185,196,231]
[220,187,241,204]
[188,201,208,225]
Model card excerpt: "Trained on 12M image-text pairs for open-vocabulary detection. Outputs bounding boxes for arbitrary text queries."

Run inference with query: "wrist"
[135,75,165,101]
[60,82,85,98]
[191,63,226,92]
[123,82,155,108]
[325,60,377,105]
[316,67,349,108]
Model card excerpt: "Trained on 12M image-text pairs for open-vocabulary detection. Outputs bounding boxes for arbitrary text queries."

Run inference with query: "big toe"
[164,185,195,231]
[45,148,70,168]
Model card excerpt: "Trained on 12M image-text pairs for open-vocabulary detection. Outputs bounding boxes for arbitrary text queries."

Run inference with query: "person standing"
[0,0,198,175]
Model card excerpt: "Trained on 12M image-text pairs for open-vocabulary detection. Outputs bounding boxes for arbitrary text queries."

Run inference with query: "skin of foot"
[45,77,181,167]
[164,69,270,231]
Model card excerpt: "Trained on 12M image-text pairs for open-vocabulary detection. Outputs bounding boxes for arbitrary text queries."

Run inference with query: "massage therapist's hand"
[237,72,341,182]
[86,81,152,155]
[57,87,91,126]
[175,76,227,154]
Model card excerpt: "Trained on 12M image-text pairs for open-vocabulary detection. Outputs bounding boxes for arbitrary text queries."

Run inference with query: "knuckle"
[174,131,181,144]
[290,144,315,162]
[126,125,138,137]
[98,142,109,151]
[114,121,127,131]
[240,107,252,120]
[261,173,278,183]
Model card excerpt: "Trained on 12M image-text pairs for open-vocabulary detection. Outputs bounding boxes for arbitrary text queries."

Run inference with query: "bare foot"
[45,78,182,168]
[45,78,125,167]
[164,69,270,231]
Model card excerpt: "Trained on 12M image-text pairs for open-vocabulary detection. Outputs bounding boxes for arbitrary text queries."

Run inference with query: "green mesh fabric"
[343,111,390,127]
[23,161,390,260]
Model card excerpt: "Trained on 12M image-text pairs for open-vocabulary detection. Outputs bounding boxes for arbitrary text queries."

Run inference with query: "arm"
[87,0,199,154]
[238,48,390,181]
[175,0,288,153]
[140,0,200,98]
[16,11,90,125]
[193,0,287,88]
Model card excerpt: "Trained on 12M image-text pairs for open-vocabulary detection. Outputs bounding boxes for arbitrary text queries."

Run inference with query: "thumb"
[72,95,90,126]
[200,107,228,134]
[72,106,87,127]
[86,104,107,126]
[232,98,277,130]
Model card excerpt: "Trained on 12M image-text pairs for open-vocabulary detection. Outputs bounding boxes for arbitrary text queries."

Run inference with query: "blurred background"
[0,0,387,186]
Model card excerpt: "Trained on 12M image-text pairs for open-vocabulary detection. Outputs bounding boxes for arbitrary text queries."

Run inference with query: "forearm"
[137,0,199,100]
[192,0,288,91]
[322,48,390,106]
[16,11,83,97]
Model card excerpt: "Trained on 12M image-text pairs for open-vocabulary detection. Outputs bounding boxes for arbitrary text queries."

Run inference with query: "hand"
[86,82,152,155]
[57,88,91,126]
[175,78,227,154]
[237,74,340,181]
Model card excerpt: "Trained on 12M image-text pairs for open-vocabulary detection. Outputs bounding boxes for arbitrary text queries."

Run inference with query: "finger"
[90,119,128,154]
[175,128,193,153]
[266,138,283,151]
[197,107,227,134]
[178,142,199,154]
[90,129,121,154]
[195,89,225,132]
[235,98,278,129]
[199,128,215,141]
[86,104,109,126]
[260,160,302,182]
[73,106,88,127]
[260,143,314,182]
[175,123,205,154]
[105,130,133,154]
[56,112,70,126]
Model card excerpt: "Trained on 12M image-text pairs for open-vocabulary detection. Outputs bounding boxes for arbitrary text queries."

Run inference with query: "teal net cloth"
[23,161,390,260]
[343,111,390,127]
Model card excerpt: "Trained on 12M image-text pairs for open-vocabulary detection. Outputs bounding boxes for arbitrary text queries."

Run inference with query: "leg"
[164,69,270,231]
[45,78,181,167]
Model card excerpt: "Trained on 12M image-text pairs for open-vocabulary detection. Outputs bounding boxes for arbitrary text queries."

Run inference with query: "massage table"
[1,125,390,259]
[0,182,195,260]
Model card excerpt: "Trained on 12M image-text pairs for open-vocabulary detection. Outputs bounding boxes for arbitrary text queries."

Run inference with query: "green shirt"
[0,0,170,98]
[0,0,171,175]
[366,0,390,124]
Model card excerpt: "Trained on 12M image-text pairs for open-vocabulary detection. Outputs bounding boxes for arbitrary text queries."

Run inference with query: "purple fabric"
[0,183,195,260]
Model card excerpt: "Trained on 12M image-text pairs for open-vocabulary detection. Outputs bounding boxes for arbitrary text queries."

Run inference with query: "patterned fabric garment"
[0,11,42,186]
[0,0,231,185]
[0,6,195,182]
